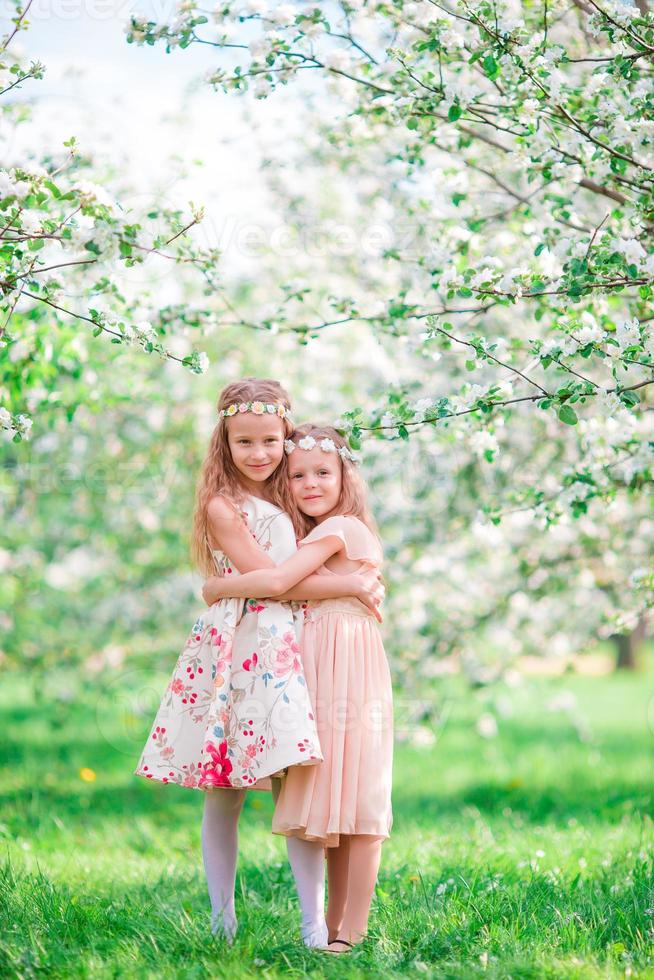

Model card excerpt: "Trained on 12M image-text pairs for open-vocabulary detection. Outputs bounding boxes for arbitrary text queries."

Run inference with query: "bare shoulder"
[207,494,248,531]
[207,494,237,521]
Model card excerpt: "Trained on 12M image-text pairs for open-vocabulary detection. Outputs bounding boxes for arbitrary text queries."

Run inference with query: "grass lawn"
[1,662,653,978]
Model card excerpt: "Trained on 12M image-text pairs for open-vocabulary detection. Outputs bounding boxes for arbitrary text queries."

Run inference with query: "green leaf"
[398,424,409,440]
[44,179,61,199]
[482,54,499,78]
[448,103,462,122]
[406,116,418,130]
[619,389,640,408]
[558,404,578,425]
[534,243,546,257]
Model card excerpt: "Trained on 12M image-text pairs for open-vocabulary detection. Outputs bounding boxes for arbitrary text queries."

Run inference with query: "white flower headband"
[284,435,358,463]
[219,401,289,419]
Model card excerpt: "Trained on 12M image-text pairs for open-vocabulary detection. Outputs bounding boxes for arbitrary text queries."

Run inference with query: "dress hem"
[272,822,391,847]
[133,768,276,792]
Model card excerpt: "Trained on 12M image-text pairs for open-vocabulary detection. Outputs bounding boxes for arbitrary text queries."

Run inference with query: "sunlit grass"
[1,663,653,978]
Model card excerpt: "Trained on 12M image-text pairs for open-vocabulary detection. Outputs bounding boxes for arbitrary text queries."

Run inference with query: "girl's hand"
[202,575,226,606]
[351,566,385,623]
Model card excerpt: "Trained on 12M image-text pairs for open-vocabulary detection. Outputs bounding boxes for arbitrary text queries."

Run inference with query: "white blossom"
[267,3,295,26]
[134,320,158,343]
[322,49,354,73]
[20,210,43,235]
[614,317,640,352]
[0,170,18,198]
[15,414,33,438]
[253,77,273,98]
[612,237,646,265]
[248,37,268,59]
[412,397,434,418]
[76,179,116,210]
[470,429,499,458]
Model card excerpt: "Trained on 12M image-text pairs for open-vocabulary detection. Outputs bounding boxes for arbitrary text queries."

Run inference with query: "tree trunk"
[611,615,648,670]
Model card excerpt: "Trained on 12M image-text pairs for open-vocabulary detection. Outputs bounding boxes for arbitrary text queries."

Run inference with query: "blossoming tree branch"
[0,0,220,442]
[127,0,653,466]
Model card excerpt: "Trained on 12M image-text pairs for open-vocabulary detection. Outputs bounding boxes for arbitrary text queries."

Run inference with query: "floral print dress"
[134,495,322,791]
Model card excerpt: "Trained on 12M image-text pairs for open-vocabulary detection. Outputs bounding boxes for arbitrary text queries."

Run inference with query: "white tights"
[201,788,245,941]
[201,782,327,947]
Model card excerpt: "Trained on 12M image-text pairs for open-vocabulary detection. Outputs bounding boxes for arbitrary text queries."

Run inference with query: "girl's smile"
[288,447,342,523]
[226,414,285,490]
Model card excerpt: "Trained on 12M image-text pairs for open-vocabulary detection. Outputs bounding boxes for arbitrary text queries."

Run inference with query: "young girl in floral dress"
[203,423,394,954]
[135,382,382,946]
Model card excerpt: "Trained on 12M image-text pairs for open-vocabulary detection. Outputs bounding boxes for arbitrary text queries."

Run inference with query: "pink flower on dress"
[170,678,185,695]
[272,631,302,676]
[199,739,233,787]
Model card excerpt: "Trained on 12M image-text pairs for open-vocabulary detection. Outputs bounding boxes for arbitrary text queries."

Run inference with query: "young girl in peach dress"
[203,423,393,954]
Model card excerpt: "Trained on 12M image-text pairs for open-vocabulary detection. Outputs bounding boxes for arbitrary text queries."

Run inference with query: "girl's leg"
[325,836,351,943]
[272,778,328,947]
[201,788,247,941]
[285,836,328,947]
[334,835,383,946]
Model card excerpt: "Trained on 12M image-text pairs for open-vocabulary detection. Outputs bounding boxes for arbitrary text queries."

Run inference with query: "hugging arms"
[199,495,383,619]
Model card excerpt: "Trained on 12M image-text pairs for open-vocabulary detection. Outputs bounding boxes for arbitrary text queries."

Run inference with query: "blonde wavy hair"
[288,423,381,542]
[191,378,301,576]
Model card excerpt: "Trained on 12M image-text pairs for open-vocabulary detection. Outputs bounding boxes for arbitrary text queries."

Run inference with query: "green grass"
[1,664,654,978]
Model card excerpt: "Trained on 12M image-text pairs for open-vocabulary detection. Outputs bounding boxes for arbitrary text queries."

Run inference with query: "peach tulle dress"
[272,514,394,847]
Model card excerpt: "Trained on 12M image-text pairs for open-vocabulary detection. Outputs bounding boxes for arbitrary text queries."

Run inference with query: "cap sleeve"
[299,516,382,565]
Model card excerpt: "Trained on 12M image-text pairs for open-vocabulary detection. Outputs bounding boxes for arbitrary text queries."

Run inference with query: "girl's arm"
[206,495,277,573]
[202,567,379,603]
[202,565,384,621]
[276,566,381,603]
[277,567,384,622]
[203,535,344,599]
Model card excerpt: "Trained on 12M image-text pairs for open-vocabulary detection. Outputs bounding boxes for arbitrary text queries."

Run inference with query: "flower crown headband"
[285,434,358,463]
[219,400,289,419]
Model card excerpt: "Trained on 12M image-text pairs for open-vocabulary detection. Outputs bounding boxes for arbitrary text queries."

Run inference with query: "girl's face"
[288,446,342,523]
[226,414,285,491]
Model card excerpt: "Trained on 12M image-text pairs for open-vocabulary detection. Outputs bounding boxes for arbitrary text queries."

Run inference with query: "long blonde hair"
[288,423,380,542]
[191,378,301,576]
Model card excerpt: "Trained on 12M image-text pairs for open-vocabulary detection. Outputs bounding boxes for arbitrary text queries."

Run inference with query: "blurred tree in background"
[2,1,653,720]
